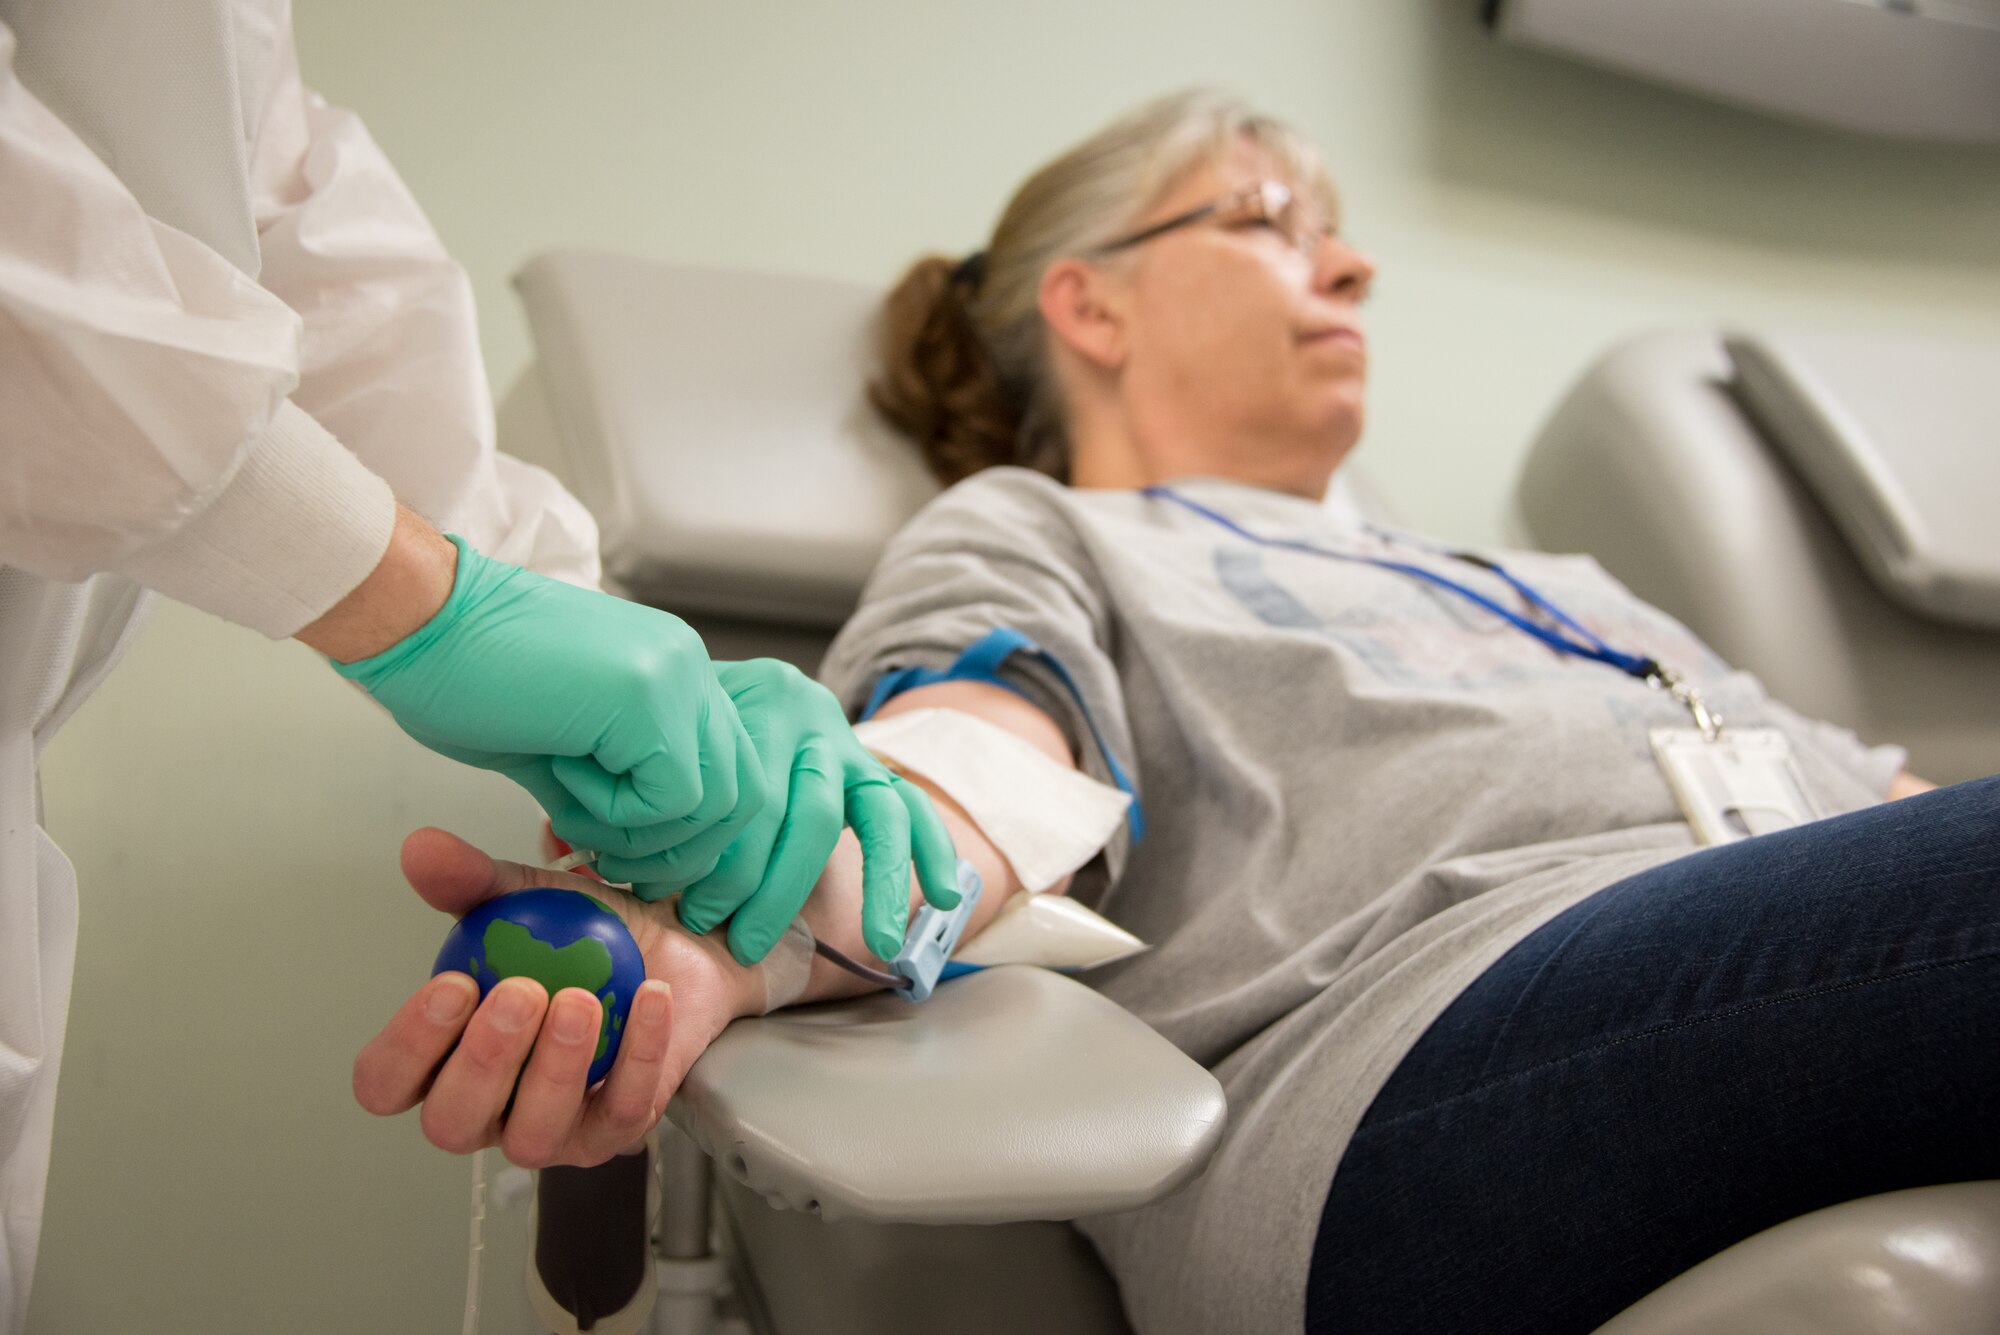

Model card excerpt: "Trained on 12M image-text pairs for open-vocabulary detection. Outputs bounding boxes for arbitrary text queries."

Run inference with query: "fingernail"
[635,982,670,1026]
[427,979,473,1025]
[550,997,595,1045]
[489,983,537,1034]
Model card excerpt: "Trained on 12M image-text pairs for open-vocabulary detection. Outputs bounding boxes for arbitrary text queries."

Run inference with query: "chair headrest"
[511,251,942,626]
[1726,328,2000,630]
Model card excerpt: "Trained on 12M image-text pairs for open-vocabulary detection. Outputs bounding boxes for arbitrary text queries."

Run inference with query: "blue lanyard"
[1143,485,1680,690]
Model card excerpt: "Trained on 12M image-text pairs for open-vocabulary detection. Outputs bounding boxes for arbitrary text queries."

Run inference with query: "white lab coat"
[0,3,601,1326]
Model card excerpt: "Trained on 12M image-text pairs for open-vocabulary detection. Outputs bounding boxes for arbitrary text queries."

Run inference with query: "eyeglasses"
[1094,180,1336,258]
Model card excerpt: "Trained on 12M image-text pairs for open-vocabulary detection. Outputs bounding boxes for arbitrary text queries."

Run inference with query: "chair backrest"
[499,250,1387,670]
[1513,328,2000,784]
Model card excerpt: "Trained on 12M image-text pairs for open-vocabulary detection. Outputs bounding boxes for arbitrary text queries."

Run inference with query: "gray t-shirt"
[819,467,1903,1335]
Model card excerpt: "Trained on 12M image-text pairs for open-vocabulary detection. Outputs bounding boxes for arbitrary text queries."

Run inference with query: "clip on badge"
[1650,726,1820,845]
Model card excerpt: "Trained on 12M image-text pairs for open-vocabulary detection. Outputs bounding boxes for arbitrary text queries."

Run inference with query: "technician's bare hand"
[352,828,759,1169]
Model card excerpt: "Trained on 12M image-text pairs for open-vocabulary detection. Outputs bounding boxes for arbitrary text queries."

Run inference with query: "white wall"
[293,0,2000,543]
[28,3,2000,1331]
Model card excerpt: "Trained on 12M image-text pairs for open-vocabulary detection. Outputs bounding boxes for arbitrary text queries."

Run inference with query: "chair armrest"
[1593,1181,2000,1334]
[668,965,1227,1225]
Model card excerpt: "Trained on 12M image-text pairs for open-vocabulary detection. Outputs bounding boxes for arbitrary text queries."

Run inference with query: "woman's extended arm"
[352,679,1077,1167]
[791,678,1078,1001]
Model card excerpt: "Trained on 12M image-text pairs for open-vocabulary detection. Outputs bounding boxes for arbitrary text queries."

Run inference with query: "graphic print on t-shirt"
[1210,543,1726,697]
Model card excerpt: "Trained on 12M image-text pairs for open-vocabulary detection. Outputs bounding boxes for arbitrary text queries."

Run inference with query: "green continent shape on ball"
[480,919,617,1051]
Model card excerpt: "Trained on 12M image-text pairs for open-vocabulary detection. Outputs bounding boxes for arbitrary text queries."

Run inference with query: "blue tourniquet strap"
[861,626,1145,842]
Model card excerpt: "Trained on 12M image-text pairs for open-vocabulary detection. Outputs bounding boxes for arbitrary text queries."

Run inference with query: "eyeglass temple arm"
[1094,199,1225,255]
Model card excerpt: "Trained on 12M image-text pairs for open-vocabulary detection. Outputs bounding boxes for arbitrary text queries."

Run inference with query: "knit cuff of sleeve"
[115,399,397,639]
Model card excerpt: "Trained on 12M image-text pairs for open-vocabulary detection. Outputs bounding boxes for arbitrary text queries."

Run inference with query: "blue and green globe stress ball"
[433,888,646,1087]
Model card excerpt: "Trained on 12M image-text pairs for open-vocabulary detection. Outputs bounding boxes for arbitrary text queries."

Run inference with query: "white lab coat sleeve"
[0,20,395,638]
[249,34,602,589]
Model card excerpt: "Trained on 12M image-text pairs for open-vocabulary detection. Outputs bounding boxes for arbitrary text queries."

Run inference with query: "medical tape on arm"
[851,707,1130,894]
[758,919,816,1013]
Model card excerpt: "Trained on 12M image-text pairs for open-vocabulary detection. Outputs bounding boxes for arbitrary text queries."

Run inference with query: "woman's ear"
[1038,258,1127,372]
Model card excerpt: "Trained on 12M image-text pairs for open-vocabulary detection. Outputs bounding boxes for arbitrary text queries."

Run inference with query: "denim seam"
[1362,948,2000,1137]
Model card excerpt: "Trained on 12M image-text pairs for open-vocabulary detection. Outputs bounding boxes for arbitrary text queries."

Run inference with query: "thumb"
[399,826,515,918]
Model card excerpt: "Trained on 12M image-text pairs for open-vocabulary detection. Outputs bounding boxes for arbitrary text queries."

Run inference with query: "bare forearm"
[297,503,457,662]
[785,795,1020,1006]
[729,680,1076,1015]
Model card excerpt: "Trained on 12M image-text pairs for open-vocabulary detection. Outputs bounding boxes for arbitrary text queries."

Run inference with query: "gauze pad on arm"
[852,706,1131,893]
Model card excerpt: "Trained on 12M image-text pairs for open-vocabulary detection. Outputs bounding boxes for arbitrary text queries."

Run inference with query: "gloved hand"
[672,658,961,966]
[335,536,766,892]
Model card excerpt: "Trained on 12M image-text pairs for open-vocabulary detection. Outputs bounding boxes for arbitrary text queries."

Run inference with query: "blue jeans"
[1307,776,2000,1335]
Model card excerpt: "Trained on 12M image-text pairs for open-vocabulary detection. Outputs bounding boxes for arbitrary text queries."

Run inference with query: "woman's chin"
[1288,407,1362,468]
[1284,426,1361,499]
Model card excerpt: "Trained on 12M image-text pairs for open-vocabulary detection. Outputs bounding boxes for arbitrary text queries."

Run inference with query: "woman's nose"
[1315,236,1376,303]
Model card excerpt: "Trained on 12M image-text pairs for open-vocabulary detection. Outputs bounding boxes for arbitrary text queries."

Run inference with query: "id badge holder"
[1649,727,1820,845]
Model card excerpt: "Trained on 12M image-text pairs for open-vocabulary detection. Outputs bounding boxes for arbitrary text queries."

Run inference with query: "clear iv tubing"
[461,1147,487,1335]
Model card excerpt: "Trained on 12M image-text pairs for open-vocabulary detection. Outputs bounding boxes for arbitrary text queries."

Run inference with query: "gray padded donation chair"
[1516,327,2000,785]
[500,252,2000,1334]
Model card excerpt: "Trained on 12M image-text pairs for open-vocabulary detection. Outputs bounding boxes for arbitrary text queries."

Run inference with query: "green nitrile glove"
[671,658,961,965]
[334,536,766,891]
